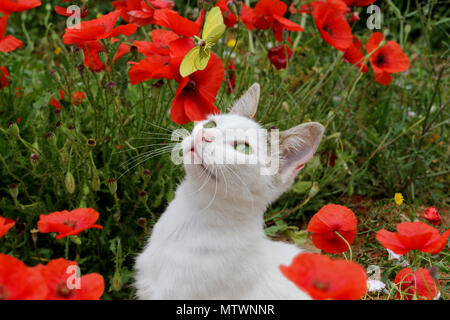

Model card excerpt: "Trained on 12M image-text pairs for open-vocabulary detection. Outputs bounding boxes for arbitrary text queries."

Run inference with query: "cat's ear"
[278,122,324,183]
[229,83,260,118]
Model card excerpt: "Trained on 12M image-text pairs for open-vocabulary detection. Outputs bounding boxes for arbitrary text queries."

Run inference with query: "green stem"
[65,237,70,260]
[334,231,353,261]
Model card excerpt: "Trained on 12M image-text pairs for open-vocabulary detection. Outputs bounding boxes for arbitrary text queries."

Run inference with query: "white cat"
[134,83,324,299]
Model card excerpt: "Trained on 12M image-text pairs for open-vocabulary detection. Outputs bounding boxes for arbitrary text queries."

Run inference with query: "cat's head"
[180,83,324,208]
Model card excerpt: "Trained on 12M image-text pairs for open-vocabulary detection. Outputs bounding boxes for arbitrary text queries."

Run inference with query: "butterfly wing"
[179,46,211,77]
[180,46,201,78]
[202,7,226,46]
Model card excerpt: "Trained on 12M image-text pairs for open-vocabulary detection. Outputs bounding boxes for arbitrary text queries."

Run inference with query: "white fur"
[134,83,324,299]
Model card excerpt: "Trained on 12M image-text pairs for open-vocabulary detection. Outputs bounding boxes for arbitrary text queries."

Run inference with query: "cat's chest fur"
[134,181,310,300]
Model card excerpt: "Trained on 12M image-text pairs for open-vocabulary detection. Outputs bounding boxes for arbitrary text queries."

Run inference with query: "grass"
[0,0,448,299]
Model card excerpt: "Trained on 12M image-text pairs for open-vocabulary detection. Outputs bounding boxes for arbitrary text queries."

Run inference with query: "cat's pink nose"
[194,129,214,145]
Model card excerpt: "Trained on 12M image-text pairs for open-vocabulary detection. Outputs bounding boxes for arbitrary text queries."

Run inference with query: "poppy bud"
[98,50,108,66]
[107,177,117,194]
[106,81,116,95]
[65,171,76,194]
[77,63,85,76]
[70,235,82,245]
[428,266,439,280]
[139,190,148,202]
[30,153,41,167]
[308,182,320,198]
[282,28,289,43]
[8,121,20,137]
[87,138,96,148]
[113,270,122,291]
[143,169,152,182]
[82,184,90,196]
[91,171,101,192]
[424,207,441,225]
[46,131,57,146]
[8,183,19,199]
[30,228,38,244]
[137,217,147,228]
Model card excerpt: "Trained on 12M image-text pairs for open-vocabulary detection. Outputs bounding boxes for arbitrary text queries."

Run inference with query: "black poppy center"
[376,53,386,66]
[323,24,333,36]
[185,80,197,92]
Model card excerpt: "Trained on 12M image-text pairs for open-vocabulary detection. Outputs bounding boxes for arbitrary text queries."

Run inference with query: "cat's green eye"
[234,142,251,155]
[204,120,216,129]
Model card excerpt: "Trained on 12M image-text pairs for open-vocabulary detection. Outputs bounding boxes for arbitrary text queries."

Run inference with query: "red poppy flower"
[71,91,86,106]
[49,89,65,109]
[0,254,49,300]
[79,39,131,72]
[0,216,15,238]
[289,1,312,15]
[376,221,450,255]
[37,258,104,300]
[153,9,204,37]
[249,0,304,41]
[366,32,410,85]
[171,52,224,124]
[55,5,88,18]
[347,11,360,23]
[62,10,137,45]
[394,267,439,300]
[0,0,41,15]
[280,253,367,300]
[128,30,179,84]
[342,0,376,6]
[0,66,9,89]
[38,208,103,239]
[343,36,368,72]
[133,29,178,56]
[307,204,357,253]
[113,0,174,26]
[424,207,441,226]
[268,44,293,70]
[311,0,353,51]
[129,55,173,84]
[216,0,238,28]
[240,3,256,30]
[226,59,236,94]
[0,15,22,52]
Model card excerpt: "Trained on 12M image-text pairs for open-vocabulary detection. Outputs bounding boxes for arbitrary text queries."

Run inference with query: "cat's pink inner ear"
[278,122,324,183]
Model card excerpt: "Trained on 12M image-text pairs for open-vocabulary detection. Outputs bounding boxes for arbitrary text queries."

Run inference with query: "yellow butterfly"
[179,7,226,78]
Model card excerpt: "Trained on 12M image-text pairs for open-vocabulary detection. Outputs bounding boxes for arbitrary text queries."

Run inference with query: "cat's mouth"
[188,147,218,181]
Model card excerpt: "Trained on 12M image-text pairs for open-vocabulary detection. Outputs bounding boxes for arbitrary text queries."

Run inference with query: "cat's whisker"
[219,166,228,196]
[143,121,176,133]
[199,167,219,213]
[118,145,179,174]
[118,148,176,180]
[119,149,169,169]
[113,143,178,154]
[223,165,255,212]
